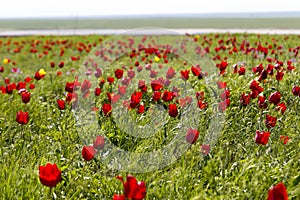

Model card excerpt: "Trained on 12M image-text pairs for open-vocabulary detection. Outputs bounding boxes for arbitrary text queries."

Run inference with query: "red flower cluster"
[258,96,268,109]
[113,175,146,200]
[130,91,143,108]
[82,136,105,161]
[249,80,264,99]
[255,130,270,145]
[240,93,251,106]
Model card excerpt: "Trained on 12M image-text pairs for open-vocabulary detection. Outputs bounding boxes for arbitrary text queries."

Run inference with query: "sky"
[1,0,300,18]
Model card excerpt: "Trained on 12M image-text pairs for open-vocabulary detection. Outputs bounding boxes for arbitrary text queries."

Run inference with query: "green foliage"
[0,33,299,199]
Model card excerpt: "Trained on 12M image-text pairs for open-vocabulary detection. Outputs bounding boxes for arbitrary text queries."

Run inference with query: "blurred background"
[0,0,300,31]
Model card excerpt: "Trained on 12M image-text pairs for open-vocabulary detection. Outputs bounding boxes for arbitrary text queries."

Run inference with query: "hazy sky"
[1,0,300,18]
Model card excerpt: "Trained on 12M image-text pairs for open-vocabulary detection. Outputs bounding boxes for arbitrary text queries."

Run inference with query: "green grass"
[0,33,299,199]
[1,18,300,30]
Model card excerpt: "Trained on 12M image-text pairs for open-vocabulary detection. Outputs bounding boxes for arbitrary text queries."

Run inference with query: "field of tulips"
[0,32,299,199]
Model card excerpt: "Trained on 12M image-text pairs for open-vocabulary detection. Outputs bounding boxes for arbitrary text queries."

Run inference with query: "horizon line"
[1,11,300,20]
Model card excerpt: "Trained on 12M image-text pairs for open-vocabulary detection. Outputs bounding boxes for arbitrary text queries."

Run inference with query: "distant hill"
[1,12,300,30]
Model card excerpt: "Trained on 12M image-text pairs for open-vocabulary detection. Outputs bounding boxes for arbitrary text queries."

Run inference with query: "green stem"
[48,187,53,199]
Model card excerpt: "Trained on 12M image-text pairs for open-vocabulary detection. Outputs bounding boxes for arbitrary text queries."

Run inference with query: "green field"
[0,33,299,199]
[1,18,300,30]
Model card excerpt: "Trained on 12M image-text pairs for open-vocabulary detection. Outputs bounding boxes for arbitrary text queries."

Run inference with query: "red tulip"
[164,79,171,87]
[0,86,5,94]
[191,65,201,77]
[113,194,126,200]
[179,98,188,108]
[276,102,286,114]
[65,82,74,93]
[34,71,42,80]
[216,61,228,75]
[201,144,210,156]
[292,86,300,96]
[93,136,105,150]
[115,175,146,200]
[118,86,127,96]
[269,91,281,105]
[196,91,205,101]
[151,80,163,91]
[21,92,30,104]
[70,56,79,61]
[166,67,176,79]
[82,145,96,161]
[39,163,61,187]
[16,81,26,91]
[137,104,145,114]
[258,96,268,109]
[5,78,10,84]
[138,80,147,92]
[24,77,32,83]
[185,128,199,144]
[50,61,55,68]
[6,83,16,94]
[59,50,64,57]
[280,135,289,145]
[250,90,259,99]
[127,70,135,79]
[66,92,78,105]
[255,130,270,145]
[102,103,112,116]
[240,93,251,106]
[265,114,277,129]
[115,69,124,79]
[58,61,64,68]
[130,92,142,108]
[168,104,178,117]
[180,69,190,80]
[267,182,288,200]
[34,70,45,80]
[220,89,230,100]
[81,79,92,94]
[276,71,284,81]
[152,91,161,101]
[218,100,228,112]
[57,99,65,110]
[217,81,227,89]
[250,80,264,94]
[287,65,295,71]
[107,77,115,84]
[0,66,4,72]
[238,66,246,75]
[29,83,35,90]
[57,71,62,76]
[16,111,29,124]
[197,100,207,110]
[95,87,101,96]
[94,68,102,78]
[119,77,129,86]
[162,90,175,102]
[258,70,268,82]
[111,94,120,104]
